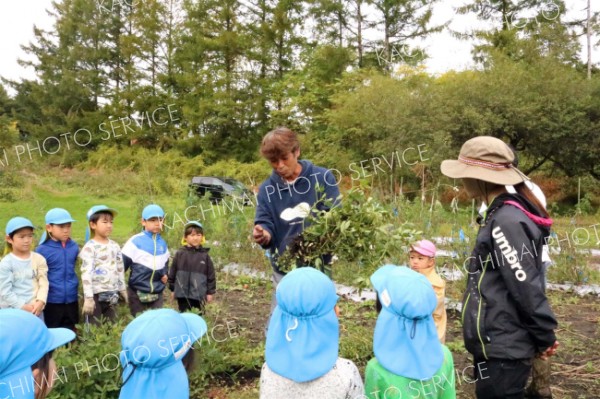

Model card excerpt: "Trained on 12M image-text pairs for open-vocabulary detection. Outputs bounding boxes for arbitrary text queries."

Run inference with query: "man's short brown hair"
[260,127,300,161]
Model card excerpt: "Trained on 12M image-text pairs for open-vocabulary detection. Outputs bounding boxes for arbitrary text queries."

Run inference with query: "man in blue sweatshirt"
[253,127,339,307]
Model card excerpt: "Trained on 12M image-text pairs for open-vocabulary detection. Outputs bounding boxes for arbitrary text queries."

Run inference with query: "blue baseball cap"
[142,204,165,220]
[370,265,444,380]
[5,217,34,236]
[265,267,339,383]
[85,205,118,242]
[45,208,76,225]
[0,309,75,399]
[87,205,118,221]
[184,221,203,230]
[119,309,207,399]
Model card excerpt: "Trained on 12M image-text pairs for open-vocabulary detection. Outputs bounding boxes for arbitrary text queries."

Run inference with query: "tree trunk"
[357,0,363,67]
[501,0,510,31]
[587,0,592,79]
[338,8,343,48]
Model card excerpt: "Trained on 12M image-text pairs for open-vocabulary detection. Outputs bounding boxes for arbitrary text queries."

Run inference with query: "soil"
[203,275,600,398]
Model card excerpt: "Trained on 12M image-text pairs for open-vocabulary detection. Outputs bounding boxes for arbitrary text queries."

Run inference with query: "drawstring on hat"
[511,166,531,182]
[410,320,417,339]
[121,363,137,388]
[285,318,299,342]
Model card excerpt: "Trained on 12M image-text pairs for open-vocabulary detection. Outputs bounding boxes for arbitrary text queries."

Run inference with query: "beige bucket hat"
[441,136,527,185]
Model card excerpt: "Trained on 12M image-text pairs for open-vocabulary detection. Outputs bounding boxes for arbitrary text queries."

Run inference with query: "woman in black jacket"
[441,136,558,399]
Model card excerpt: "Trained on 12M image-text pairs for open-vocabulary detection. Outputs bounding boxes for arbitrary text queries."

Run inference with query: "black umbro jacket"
[462,193,557,361]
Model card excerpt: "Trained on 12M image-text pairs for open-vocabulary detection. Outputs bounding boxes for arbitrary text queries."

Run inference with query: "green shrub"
[278,187,421,281]
[0,168,24,201]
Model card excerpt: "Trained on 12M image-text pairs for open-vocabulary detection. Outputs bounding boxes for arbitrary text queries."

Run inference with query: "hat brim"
[46,327,76,352]
[180,313,208,343]
[184,222,203,230]
[93,208,118,218]
[47,218,76,224]
[143,214,164,220]
[441,159,525,186]
[6,224,35,235]
[410,245,435,258]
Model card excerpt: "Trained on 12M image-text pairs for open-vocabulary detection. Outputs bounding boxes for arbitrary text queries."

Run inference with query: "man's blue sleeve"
[254,186,276,250]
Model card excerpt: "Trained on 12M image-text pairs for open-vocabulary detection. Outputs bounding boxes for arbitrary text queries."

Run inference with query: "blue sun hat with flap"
[0,309,75,399]
[142,204,165,220]
[265,267,339,383]
[119,309,207,399]
[370,265,444,380]
[4,217,35,254]
[182,221,205,246]
[40,208,76,243]
[5,217,34,236]
[85,205,118,242]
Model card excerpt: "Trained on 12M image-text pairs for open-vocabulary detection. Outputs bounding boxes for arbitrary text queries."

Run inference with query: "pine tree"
[369,0,443,71]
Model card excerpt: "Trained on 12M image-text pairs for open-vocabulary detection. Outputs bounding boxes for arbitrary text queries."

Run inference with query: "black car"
[190,176,254,205]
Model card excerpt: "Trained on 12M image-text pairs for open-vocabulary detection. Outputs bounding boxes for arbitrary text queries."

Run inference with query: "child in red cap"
[409,240,447,343]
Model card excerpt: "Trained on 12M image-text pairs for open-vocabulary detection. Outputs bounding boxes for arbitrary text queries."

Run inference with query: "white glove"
[82,297,95,316]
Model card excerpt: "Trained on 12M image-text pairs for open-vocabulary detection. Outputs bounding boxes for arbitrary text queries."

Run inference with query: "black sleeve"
[254,187,276,250]
[492,218,557,352]
[123,254,132,273]
[206,254,216,295]
[168,252,178,292]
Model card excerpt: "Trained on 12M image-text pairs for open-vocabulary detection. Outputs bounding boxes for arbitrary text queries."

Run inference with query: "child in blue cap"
[121,204,170,316]
[167,221,216,313]
[364,265,456,399]
[119,308,207,399]
[0,217,48,318]
[36,208,80,331]
[80,205,128,324]
[260,267,364,398]
[0,308,75,399]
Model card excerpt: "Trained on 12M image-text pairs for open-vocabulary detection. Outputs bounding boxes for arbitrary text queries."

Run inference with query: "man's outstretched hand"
[253,225,271,246]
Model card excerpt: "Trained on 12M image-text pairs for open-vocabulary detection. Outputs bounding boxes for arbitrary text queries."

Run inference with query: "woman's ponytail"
[514,182,549,218]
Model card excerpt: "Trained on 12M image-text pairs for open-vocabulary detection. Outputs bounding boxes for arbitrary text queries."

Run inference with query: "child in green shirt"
[365,265,456,399]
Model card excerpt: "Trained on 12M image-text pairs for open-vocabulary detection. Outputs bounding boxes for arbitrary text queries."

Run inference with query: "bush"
[278,187,421,282]
[0,167,24,201]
